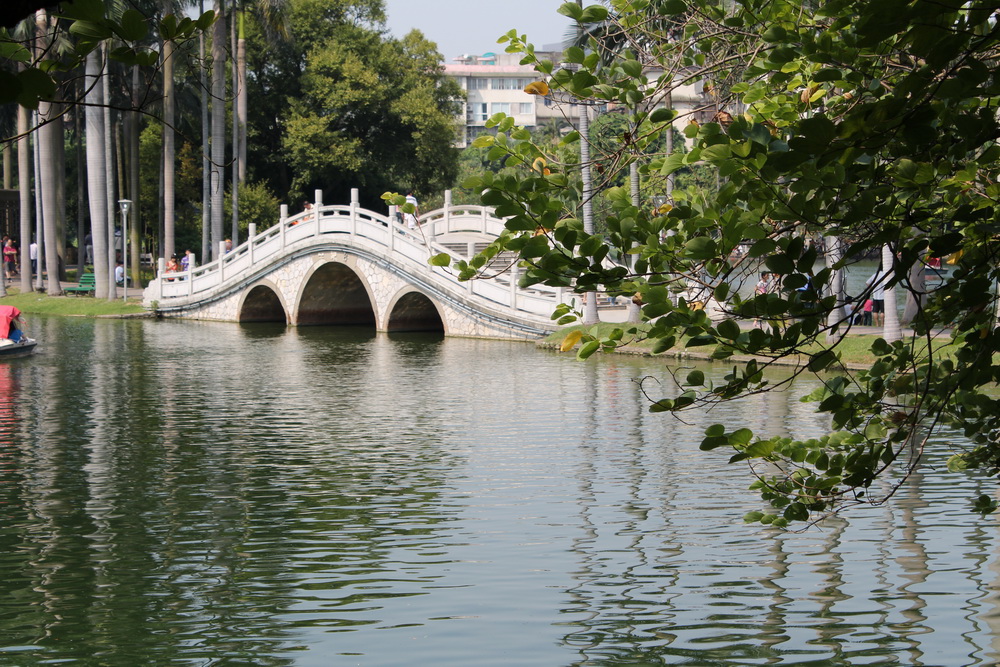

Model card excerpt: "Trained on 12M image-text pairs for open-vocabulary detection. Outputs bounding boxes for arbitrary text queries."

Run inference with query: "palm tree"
[210,0,225,260]
[162,0,177,259]
[85,50,110,299]
[35,9,61,295]
[882,244,901,342]
[17,99,32,293]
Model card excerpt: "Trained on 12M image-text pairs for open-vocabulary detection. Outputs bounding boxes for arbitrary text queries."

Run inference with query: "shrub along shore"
[540,322,954,371]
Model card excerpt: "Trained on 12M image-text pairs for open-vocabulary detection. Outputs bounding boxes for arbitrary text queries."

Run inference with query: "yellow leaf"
[560,330,583,352]
[524,80,550,96]
[532,157,547,173]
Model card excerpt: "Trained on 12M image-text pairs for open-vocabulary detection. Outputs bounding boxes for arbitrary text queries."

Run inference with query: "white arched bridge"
[142,189,569,339]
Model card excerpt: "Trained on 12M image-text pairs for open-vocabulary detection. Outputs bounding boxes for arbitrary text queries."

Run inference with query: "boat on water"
[0,305,35,358]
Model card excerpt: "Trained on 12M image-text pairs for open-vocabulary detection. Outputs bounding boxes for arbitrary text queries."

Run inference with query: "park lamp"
[118,200,131,302]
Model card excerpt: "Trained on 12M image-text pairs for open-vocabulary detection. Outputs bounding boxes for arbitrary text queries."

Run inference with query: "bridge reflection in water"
[144,189,567,339]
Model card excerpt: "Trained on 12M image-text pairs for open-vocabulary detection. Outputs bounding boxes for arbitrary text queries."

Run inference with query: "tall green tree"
[244,0,460,209]
[425,0,1000,525]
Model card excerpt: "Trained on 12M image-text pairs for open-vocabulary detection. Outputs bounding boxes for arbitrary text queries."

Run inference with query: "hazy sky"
[383,0,573,61]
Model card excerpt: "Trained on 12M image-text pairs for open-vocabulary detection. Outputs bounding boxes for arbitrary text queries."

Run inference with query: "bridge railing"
[146,189,565,321]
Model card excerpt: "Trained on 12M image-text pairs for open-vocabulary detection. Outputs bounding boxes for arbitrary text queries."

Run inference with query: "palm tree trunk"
[54,111,66,280]
[17,103,32,293]
[32,112,43,291]
[2,141,10,190]
[163,35,176,259]
[237,10,246,185]
[129,65,140,288]
[75,94,86,277]
[825,235,845,342]
[902,260,925,325]
[626,161,641,323]
[230,9,240,245]
[35,9,60,295]
[210,0,226,260]
[882,244,901,342]
[200,0,210,265]
[104,43,117,300]
[580,104,598,325]
[86,50,109,299]
[38,103,61,295]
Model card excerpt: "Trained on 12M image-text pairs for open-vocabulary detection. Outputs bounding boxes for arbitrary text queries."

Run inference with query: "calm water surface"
[0,315,996,666]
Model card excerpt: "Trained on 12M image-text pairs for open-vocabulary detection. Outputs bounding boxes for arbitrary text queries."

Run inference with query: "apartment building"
[444,50,709,148]
[444,50,577,146]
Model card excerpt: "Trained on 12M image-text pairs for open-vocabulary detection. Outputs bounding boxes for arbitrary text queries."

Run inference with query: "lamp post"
[118,199,131,302]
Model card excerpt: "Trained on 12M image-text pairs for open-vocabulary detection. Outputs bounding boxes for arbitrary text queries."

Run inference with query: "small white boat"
[0,336,36,358]
[0,305,35,358]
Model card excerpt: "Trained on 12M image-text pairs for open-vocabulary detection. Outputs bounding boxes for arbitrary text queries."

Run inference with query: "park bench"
[64,272,96,295]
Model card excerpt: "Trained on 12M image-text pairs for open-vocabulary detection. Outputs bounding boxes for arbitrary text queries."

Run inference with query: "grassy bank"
[542,322,953,369]
[0,289,147,317]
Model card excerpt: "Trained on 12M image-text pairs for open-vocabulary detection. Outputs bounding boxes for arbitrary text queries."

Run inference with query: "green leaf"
[685,370,705,386]
[565,46,585,64]
[649,107,677,124]
[684,236,718,260]
[580,5,609,22]
[558,1,584,20]
[69,19,113,40]
[728,428,753,446]
[807,350,837,372]
[783,502,809,522]
[428,253,451,267]
[765,254,795,275]
[659,0,687,14]
[577,340,601,359]
[118,9,149,42]
[717,318,740,340]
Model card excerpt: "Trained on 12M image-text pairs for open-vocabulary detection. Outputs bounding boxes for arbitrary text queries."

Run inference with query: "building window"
[491,102,511,115]
[518,102,533,115]
[491,78,525,90]
[472,103,488,121]
[468,77,489,90]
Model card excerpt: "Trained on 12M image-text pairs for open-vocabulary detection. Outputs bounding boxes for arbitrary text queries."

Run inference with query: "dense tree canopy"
[246,0,462,209]
[419,0,1000,525]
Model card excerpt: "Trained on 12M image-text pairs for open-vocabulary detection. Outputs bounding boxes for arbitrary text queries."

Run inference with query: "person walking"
[3,239,17,282]
[866,264,887,327]
[404,192,419,230]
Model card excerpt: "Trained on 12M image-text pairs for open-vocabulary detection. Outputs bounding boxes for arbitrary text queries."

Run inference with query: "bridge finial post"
[219,241,228,283]
[248,223,256,265]
[350,188,359,237]
[441,189,451,239]
[314,189,323,237]
[280,204,288,224]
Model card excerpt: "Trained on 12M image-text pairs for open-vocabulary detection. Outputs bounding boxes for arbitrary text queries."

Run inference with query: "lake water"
[0,315,995,666]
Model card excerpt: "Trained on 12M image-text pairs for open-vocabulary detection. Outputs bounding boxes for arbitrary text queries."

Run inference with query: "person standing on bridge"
[404,192,419,230]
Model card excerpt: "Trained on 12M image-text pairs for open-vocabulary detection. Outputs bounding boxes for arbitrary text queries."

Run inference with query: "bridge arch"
[238,281,288,324]
[295,260,377,327]
[384,288,446,333]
